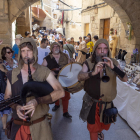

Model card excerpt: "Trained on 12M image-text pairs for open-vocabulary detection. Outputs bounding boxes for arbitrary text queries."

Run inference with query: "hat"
[66,38,71,42]
[92,38,111,58]
[15,34,22,39]
[25,31,30,37]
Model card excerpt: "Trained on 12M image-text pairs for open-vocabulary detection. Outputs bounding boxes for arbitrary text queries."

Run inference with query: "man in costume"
[4,38,64,140]
[77,37,90,64]
[42,42,72,118]
[78,39,127,140]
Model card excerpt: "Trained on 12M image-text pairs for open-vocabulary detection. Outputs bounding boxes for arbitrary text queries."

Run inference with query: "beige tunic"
[77,41,88,64]
[12,64,53,140]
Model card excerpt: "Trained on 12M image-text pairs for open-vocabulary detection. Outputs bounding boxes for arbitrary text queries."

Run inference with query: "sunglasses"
[6,51,13,54]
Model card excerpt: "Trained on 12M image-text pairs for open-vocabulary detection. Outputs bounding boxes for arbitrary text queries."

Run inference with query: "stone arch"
[104,0,140,49]
[9,0,39,23]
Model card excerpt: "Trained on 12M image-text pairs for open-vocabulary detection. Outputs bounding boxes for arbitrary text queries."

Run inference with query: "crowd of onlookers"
[11,29,99,65]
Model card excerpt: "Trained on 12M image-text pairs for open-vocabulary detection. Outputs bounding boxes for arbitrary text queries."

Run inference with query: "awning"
[32,7,47,21]
[32,7,56,21]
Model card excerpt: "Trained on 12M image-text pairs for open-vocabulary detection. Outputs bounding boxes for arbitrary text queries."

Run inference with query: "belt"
[51,68,61,71]
[14,115,47,126]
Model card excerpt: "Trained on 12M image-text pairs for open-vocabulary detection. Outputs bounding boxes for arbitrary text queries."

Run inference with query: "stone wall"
[32,0,52,30]
[16,7,32,38]
[81,0,136,63]
[58,0,82,41]
[0,0,12,59]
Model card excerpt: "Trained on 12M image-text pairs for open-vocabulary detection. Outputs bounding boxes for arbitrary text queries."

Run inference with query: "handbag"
[79,93,94,122]
[5,119,13,139]
[102,102,118,124]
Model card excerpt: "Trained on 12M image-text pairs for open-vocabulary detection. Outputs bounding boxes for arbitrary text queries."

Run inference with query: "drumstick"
[70,63,73,72]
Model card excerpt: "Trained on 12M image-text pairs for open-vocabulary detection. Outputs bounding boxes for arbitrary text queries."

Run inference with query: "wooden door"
[85,23,89,36]
[103,19,110,41]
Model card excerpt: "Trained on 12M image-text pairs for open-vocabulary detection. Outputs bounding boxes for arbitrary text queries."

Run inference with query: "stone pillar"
[0,0,12,57]
[16,7,32,38]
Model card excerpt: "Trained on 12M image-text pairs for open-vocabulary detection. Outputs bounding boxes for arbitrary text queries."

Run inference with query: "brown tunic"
[84,58,118,123]
[7,64,53,140]
[44,52,69,77]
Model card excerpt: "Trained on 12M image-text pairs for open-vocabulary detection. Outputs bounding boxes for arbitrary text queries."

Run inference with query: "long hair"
[1,47,13,60]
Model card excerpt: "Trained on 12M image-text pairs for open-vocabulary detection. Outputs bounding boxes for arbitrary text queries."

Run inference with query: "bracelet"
[112,65,125,78]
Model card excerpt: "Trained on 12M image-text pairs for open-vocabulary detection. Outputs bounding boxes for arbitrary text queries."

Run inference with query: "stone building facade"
[81,0,136,63]
[57,0,82,41]
[0,0,139,61]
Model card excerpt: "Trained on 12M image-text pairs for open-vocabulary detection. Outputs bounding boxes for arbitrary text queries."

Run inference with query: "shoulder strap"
[86,58,95,71]
[66,45,72,54]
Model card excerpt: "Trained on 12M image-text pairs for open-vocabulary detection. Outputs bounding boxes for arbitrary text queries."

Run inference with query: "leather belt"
[14,115,47,126]
[51,68,61,71]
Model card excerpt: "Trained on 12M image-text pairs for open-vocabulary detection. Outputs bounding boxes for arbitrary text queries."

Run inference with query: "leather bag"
[102,102,118,124]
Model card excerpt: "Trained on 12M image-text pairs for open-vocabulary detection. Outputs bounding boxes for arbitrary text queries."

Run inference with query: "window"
[53,14,57,19]
[56,4,59,9]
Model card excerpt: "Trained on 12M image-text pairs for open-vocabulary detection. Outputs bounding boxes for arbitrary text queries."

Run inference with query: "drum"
[57,63,84,93]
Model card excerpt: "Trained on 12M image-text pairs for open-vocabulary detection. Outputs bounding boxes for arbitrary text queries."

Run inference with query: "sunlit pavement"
[0,90,139,140]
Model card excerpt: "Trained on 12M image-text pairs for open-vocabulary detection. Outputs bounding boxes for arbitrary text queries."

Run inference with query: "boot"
[52,105,60,111]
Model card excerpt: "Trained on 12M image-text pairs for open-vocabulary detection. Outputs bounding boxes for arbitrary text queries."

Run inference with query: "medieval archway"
[9,0,39,23]
[104,0,140,49]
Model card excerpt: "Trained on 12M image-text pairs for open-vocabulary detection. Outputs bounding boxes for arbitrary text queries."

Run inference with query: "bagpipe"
[0,59,54,111]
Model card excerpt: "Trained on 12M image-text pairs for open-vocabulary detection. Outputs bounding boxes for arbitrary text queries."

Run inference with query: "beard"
[54,49,60,54]
[22,56,35,64]
[95,53,108,63]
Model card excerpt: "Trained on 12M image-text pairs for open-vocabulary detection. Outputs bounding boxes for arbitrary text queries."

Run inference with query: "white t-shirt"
[37,46,50,65]
[63,49,70,58]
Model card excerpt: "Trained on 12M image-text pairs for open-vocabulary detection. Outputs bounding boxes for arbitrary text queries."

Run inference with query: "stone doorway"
[103,19,110,41]
[85,23,89,36]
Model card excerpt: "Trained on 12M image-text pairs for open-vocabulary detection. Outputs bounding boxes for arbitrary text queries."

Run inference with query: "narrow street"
[0,90,139,140]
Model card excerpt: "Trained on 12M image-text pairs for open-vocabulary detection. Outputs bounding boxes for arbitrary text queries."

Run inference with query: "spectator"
[58,41,70,58]
[86,33,94,58]
[93,35,99,42]
[63,38,75,58]
[79,36,82,43]
[37,38,50,65]
[83,36,87,41]
[75,41,79,60]
[70,37,75,46]
[12,34,22,60]
[25,31,30,38]
[0,46,18,132]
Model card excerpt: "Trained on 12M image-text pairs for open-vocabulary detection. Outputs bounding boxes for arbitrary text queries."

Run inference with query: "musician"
[42,42,72,118]
[78,39,127,140]
[4,38,64,140]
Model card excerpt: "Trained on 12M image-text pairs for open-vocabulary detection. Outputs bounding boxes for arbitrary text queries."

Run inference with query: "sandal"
[98,132,104,140]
